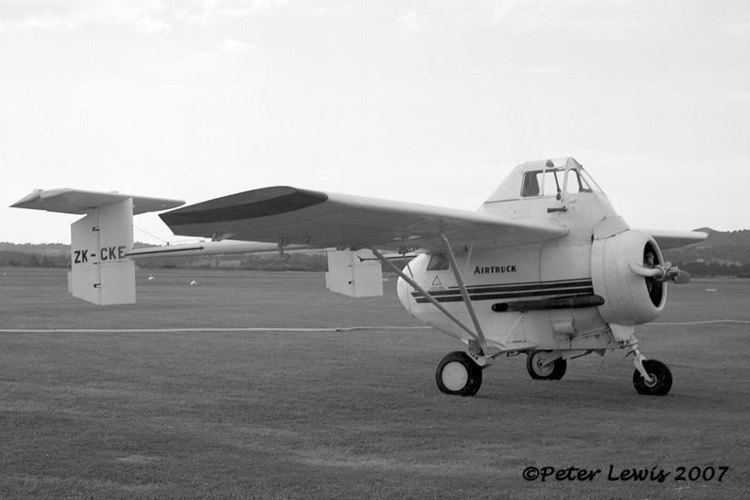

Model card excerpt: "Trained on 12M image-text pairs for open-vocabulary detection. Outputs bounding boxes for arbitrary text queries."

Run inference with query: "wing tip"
[10,189,42,208]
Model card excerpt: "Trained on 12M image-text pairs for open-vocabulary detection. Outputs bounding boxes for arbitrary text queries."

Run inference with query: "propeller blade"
[630,262,691,284]
[628,263,664,278]
[671,270,692,284]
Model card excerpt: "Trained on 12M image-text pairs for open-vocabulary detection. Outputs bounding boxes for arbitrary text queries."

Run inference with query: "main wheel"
[526,351,567,380]
[435,351,483,396]
[633,359,672,396]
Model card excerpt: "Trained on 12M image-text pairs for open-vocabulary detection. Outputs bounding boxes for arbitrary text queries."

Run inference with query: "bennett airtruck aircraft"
[13,158,707,397]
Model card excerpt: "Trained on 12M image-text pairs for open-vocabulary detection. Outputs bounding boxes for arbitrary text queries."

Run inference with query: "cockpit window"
[565,169,593,194]
[578,168,603,194]
[521,169,563,198]
[521,171,541,197]
[426,254,449,271]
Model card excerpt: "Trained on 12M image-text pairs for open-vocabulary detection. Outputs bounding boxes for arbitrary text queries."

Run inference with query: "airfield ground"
[0,268,748,498]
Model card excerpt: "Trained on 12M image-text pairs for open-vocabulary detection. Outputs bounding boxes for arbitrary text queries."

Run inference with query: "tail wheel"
[633,359,672,396]
[526,350,567,380]
[435,351,483,396]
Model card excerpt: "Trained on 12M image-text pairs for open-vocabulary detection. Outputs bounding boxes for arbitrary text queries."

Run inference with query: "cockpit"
[484,157,604,203]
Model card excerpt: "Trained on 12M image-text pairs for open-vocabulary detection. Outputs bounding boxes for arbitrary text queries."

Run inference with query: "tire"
[633,359,672,396]
[435,351,483,396]
[526,351,567,380]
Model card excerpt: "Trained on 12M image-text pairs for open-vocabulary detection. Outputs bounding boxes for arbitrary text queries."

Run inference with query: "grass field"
[0,268,748,498]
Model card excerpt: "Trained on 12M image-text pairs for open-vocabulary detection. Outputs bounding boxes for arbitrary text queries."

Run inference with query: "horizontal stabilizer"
[11,188,184,215]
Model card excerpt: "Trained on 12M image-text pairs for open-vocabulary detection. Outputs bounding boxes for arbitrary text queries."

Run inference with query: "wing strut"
[439,233,487,349]
[371,248,481,344]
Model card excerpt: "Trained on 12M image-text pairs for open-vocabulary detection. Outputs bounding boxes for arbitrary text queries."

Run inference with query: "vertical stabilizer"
[70,212,102,304]
[69,198,135,305]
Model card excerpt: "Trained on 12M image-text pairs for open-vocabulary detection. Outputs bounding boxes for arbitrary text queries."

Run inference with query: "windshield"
[564,169,592,194]
[520,167,602,198]
[520,169,564,197]
[577,168,603,194]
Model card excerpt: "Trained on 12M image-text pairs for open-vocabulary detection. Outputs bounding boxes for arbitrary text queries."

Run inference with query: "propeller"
[629,261,692,284]
[669,267,692,284]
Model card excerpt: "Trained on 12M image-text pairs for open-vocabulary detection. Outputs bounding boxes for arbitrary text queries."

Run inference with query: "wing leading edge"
[640,228,708,249]
[159,186,568,252]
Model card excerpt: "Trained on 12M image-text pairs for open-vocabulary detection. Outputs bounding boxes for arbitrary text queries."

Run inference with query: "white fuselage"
[395,160,650,351]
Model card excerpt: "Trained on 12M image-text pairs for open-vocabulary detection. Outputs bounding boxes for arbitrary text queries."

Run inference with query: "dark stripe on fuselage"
[417,279,592,297]
[411,278,594,304]
[414,288,594,304]
[448,277,591,289]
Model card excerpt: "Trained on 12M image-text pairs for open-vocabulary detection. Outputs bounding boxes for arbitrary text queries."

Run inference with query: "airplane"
[11,157,707,397]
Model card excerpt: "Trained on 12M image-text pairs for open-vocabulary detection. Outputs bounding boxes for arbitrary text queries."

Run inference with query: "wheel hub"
[532,356,554,377]
[643,373,658,388]
[442,361,469,391]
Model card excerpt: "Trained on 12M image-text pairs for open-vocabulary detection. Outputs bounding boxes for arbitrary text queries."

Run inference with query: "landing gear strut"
[435,351,483,396]
[526,350,567,380]
[374,238,490,398]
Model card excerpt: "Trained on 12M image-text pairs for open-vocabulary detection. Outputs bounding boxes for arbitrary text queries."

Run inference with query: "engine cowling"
[591,229,666,326]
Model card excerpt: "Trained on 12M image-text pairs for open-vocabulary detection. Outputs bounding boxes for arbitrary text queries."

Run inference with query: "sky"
[1,0,748,244]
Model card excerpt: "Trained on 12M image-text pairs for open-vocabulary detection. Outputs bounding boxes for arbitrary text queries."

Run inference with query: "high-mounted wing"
[641,229,708,249]
[159,186,568,251]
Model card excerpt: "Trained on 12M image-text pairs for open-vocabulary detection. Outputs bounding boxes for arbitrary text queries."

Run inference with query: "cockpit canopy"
[485,157,603,203]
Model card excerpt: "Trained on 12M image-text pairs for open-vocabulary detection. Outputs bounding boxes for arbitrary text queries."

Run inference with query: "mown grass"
[0,268,748,498]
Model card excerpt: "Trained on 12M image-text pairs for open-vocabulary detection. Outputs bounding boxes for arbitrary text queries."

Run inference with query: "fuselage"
[395,158,665,351]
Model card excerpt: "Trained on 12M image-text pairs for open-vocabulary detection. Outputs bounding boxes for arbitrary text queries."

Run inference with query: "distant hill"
[0,242,69,255]
[693,228,750,248]
[663,228,750,265]
[0,249,68,268]
[2,229,750,276]
[662,228,750,277]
